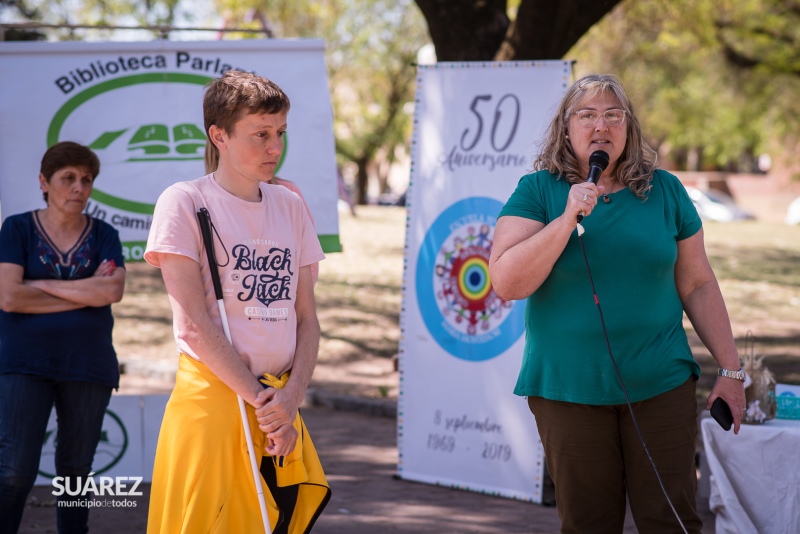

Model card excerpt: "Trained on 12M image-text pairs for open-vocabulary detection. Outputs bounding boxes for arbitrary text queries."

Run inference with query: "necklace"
[601,180,625,203]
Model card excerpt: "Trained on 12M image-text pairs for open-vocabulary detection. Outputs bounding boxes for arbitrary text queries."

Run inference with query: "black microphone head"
[589,150,610,171]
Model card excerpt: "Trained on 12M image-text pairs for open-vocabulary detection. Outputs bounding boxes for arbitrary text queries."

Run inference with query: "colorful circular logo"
[416,197,524,361]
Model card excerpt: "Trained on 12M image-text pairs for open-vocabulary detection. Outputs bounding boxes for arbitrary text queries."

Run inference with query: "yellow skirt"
[147,355,330,533]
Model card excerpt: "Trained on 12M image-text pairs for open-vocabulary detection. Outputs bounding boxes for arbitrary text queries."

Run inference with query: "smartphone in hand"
[710,397,733,431]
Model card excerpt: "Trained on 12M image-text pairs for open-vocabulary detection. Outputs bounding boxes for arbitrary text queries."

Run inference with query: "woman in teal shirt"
[490,74,745,533]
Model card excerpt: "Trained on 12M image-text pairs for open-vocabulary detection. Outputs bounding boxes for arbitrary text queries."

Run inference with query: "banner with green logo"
[0,39,340,260]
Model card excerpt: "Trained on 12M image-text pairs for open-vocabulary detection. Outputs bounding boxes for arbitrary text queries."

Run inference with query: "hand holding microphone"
[576,150,610,224]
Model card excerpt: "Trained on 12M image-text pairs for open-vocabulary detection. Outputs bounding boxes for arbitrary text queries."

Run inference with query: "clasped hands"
[253,386,302,457]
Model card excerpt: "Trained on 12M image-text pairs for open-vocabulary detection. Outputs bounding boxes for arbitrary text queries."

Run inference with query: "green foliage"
[568,0,800,170]
[214,0,428,201]
[717,0,800,75]
[2,0,187,39]
[1,0,77,39]
[327,0,424,158]
[213,0,341,39]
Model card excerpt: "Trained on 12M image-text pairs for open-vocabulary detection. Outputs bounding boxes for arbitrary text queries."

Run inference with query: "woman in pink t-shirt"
[146,71,329,534]
[205,140,319,285]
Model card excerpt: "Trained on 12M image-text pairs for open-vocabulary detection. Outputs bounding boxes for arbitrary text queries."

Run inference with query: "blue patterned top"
[0,211,125,388]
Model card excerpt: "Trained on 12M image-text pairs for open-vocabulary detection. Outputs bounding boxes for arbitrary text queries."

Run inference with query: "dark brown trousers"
[528,378,702,534]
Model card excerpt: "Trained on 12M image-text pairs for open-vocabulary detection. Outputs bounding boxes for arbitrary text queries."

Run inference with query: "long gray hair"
[533,74,658,199]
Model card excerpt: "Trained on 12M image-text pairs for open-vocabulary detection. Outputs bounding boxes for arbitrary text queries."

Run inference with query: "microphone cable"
[575,225,689,534]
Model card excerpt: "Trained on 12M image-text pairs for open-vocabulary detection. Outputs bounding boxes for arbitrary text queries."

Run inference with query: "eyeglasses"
[573,109,627,128]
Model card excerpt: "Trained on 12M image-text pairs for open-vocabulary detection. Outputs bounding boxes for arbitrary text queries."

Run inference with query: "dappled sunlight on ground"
[111,208,799,412]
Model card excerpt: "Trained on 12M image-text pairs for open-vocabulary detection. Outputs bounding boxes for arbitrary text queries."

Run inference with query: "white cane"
[197,207,272,534]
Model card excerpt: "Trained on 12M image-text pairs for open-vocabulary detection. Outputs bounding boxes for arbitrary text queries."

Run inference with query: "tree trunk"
[415,0,622,61]
[687,147,701,172]
[496,0,622,60]
[413,0,509,61]
[356,157,370,205]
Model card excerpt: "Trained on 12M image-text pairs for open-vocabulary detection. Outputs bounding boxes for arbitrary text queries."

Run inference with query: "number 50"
[460,94,521,153]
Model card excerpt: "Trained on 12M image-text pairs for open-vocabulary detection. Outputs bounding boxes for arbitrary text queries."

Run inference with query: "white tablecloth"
[701,417,800,534]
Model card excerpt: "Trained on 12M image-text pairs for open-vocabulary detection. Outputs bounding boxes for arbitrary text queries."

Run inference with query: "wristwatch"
[718,367,746,381]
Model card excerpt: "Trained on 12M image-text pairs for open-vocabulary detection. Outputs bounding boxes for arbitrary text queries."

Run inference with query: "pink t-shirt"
[145,175,325,376]
[273,178,319,285]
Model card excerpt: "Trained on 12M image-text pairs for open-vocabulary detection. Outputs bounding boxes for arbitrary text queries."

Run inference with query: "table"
[701,417,800,533]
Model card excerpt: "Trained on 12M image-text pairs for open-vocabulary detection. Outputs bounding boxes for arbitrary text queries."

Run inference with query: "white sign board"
[398,61,570,502]
[0,39,340,258]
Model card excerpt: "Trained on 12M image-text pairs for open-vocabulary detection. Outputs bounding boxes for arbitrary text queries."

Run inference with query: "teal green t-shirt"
[499,169,702,404]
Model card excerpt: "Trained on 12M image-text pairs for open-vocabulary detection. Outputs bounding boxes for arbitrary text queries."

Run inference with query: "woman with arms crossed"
[489,74,744,533]
[0,142,125,534]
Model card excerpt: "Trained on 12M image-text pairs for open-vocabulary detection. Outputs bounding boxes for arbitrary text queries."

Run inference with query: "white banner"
[398,61,570,502]
[0,39,340,258]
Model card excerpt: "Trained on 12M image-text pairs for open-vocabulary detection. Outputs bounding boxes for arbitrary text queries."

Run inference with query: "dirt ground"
[18,398,716,534]
[15,207,798,533]
[112,208,800,410]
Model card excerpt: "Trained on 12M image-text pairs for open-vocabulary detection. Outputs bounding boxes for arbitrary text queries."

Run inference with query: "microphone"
[576,150,610,223]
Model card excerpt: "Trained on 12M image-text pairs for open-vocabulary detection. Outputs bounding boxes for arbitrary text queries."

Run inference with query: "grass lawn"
[114,206,800,406]
[693,221,800,405]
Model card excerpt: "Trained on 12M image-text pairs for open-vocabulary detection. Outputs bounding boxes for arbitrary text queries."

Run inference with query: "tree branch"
[716,17,800,75]
[496,0,621,60]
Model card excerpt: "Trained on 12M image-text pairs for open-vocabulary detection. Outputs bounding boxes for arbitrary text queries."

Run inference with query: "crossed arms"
[0,259,125,313]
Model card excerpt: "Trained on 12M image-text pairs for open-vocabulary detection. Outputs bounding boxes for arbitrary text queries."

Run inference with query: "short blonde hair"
[533,74,657,199]
[203,70,290,137]
[203,70,290,174]
[204,139,218,174]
